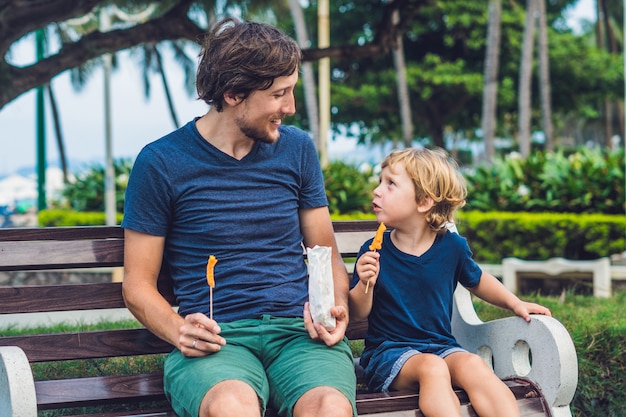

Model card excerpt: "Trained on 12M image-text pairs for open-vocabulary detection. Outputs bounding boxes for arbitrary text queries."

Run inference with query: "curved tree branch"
[0,0,425,110]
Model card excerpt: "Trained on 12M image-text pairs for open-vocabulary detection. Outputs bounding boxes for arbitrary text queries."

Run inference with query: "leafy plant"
[464,148,625,214]
[59,158,133,213]
[323,160,377,215]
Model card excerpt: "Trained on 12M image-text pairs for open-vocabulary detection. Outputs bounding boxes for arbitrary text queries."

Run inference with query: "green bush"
[464,148,625,214]
[38,209,124,226]
[60,158,132,213]
[323,160,377,214]
[456,211,625,262]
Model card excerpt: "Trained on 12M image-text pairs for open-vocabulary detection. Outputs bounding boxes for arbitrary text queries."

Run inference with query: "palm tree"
[392,9,414,149]
[137,41,196,129]
[289,0,320,152]
[46,84,69,182]
[536,0,553,151]
[481,0,502,162]
[518,0,536,157]
[596,0,624,146]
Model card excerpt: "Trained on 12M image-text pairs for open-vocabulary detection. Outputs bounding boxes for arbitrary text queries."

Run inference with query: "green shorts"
[163,315,357,417]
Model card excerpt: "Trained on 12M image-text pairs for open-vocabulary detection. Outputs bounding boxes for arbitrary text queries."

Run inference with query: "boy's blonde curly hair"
[381,147,467,232]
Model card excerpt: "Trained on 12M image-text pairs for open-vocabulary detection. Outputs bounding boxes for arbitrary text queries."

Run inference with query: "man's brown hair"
[196,17,302,112]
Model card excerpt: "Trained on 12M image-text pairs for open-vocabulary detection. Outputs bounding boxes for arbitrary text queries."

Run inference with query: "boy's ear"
[417,196,434,213]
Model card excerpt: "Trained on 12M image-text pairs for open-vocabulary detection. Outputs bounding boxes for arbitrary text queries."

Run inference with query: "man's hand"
[179,312,226,357]
[303,302,348,346]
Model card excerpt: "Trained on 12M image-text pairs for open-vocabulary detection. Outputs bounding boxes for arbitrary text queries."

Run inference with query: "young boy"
[349,147,552,417]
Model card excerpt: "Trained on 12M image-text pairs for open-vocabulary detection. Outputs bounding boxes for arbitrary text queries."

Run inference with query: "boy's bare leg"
[392,354,462,417]
[445,352,521,417]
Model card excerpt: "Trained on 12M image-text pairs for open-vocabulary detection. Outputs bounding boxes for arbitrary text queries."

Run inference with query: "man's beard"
[235,116,280,145]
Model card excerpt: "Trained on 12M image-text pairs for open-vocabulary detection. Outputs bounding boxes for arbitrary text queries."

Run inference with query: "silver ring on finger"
[192,339,198,349]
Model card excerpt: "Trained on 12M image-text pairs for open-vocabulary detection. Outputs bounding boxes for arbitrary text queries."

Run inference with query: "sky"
[0,0,597,177]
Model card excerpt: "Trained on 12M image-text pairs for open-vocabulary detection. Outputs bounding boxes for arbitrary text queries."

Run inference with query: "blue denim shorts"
[164,315,357,417]
[361,340,467,392]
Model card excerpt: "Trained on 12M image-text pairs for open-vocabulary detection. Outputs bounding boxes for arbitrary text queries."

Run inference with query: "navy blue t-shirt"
[122,120,328,322]
[350,230,482,354]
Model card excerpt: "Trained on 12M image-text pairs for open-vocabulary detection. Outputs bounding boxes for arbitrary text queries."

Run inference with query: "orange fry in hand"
[206,255,217,288]
[365,223,386,293]
[369,222,386,251]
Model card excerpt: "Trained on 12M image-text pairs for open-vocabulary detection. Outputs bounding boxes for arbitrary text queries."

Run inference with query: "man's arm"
[299,207,350,345]
[122,229,225,356]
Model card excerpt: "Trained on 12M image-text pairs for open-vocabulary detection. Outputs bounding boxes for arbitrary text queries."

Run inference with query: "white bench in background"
[502,257,612,298]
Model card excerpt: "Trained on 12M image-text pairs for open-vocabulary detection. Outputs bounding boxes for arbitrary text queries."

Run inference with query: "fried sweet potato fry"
[206,255,217,288]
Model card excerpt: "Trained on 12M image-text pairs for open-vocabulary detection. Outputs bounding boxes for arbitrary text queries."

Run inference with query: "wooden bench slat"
[0,226,123,242]
[35,373,166,409]
[0,283,126,313]
[2,329,171,362]
[64,411,177,417]
[0,239,124,271]
[0,278,176,314]
[3,325,369,363]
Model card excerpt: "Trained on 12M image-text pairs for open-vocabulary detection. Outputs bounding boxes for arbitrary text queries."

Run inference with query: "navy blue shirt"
[351,230,482,354]
[122,120,328,322]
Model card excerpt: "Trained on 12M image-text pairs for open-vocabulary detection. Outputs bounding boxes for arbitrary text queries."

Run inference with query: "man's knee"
[200,380,262,417]
[293,386,353,417]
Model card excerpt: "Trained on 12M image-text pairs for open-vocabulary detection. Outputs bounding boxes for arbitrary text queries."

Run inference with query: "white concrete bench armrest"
[451,285,578,417]
[0,346,37,417]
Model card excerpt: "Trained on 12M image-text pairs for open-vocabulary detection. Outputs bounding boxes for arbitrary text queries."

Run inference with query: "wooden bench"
[0,221,578,417]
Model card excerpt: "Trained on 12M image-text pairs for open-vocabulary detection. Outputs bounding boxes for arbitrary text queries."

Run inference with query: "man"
[121,17,356,417]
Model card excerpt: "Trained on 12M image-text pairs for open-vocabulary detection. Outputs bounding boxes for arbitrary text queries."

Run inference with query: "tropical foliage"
[59,158,132,213]
[464,147,625,214]
[323,160,376,214]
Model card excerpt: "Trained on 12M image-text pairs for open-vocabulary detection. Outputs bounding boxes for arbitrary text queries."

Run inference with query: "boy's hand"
[356,251,381,290]
[512,301,552,322]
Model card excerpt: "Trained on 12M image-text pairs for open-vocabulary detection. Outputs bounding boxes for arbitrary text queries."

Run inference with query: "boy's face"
[372,163,419,226]
[233,70,298,144]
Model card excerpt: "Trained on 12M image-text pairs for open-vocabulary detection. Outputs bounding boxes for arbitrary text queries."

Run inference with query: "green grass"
[0,318,143,337]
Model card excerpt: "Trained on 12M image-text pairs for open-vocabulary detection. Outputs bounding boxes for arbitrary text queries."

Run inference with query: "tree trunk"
[46,83,69,183]
[288,0,320,151]
[536,0,553,151]
[480,0,502,163]
[154,45,180,129]
[518,0,536,157]
[391,9,414,148]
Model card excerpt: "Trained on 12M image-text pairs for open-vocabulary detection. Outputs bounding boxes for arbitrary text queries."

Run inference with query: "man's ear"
[224,91,243,106]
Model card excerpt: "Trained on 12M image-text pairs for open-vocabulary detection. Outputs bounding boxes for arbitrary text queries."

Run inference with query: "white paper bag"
[307,245,336,331]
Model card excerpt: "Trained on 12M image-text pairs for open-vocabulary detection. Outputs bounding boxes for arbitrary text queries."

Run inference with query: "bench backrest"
[0,221,378,363]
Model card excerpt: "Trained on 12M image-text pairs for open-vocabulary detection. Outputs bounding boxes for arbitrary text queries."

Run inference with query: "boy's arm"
[348,251,379,321]
[468,271,552,322]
